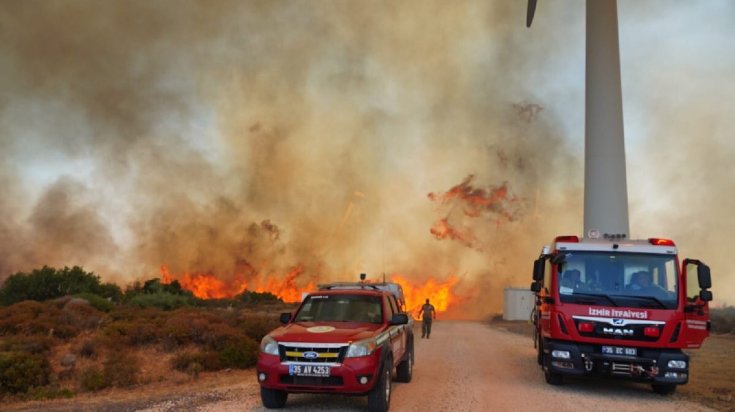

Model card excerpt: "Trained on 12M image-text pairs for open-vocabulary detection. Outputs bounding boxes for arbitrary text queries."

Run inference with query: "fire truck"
[530,235,713,394]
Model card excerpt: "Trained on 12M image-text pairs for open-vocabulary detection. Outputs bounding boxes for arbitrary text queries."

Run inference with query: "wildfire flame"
[428,174,518,221]
[160,265,314,303]
[391,274,462,318]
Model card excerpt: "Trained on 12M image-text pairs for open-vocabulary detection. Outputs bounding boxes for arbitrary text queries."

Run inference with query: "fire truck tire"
[261,387,288,409]
[536,334,543,365]
[368,361,392,412]
[544,367,563,385]
[396,343,414,383]
[652,383,677,395]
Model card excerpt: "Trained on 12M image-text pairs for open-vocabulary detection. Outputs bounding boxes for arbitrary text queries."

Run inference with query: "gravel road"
[9,321,716,412]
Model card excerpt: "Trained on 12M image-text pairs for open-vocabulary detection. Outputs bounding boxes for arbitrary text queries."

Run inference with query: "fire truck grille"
[279,344,348,363]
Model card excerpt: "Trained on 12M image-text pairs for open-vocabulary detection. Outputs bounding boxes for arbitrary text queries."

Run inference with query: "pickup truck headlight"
[345,339,377,358]
[260,335,279,356]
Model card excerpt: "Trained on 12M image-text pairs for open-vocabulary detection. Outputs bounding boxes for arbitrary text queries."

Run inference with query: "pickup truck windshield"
[294,294,383,324]
[557,252,678,309]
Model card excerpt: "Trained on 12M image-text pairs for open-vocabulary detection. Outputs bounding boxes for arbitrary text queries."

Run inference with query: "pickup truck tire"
[367,361,392,412]
[261,387,288,409]
[395,343,413,383]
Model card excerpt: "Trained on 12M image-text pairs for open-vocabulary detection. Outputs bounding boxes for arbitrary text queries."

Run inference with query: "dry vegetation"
[0,295,292,404]
[489,308,735,411]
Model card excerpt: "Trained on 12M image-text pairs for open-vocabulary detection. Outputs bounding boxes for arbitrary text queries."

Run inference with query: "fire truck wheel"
[652,383,677,395]
[536,335,543,365]
[261,387,288,409]
[396,344,413,383]
[368,361,392,412]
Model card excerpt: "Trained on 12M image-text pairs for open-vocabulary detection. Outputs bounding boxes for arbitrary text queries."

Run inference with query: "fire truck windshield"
[557,252,678,309]
[294,294,384,323]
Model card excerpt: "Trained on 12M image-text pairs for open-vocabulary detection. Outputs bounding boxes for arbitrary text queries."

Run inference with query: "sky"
[0,0,733,314]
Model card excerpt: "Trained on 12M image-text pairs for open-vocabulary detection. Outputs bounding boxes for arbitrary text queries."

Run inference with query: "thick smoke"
[0,1,731,316]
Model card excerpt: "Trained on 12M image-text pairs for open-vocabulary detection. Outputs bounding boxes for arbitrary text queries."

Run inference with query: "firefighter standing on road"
[419,298,436,339]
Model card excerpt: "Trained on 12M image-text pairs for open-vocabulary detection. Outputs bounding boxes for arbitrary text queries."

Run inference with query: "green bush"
[25,385,75,400]
[217,336,258,369]
[128,292,194,311]
[236,290,282,304]
[710,306,735,334]
[0,351,51,394]
[79,366,107,392]
[0,266,122,306]
[73,293,114,313]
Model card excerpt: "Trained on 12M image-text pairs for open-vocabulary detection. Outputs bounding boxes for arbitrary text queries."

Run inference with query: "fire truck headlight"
[667,360,687,369]
[551,350,571,359]
[260,335,279,356]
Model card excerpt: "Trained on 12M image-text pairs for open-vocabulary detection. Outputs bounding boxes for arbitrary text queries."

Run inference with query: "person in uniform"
[419,298,437,339]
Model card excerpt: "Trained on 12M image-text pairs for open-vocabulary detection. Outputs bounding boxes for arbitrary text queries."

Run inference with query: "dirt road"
[9,321,716,411]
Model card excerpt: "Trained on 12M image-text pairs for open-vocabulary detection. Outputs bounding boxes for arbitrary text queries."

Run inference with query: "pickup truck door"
[386,296,405,363]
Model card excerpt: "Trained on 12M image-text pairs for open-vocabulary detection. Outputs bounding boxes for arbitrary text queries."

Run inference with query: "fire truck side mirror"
[530,282,542,293]
[532,258,544,281]
[699,290,713,302]
[279,312,292,324]
[697,265,712,290]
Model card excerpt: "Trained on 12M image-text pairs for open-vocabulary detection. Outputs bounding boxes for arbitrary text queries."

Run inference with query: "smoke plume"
[1,1,732,316]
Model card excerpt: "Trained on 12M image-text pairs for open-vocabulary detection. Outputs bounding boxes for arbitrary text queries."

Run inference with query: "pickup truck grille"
[279,343,348,364]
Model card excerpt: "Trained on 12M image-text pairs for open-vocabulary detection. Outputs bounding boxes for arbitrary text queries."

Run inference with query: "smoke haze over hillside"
[1,1,733,314]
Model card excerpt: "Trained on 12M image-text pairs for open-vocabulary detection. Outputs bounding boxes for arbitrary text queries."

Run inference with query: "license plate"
[288,364,331,377]
[601,346,637,356]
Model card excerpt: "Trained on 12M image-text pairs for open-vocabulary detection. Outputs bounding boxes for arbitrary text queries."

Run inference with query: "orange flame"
[391,274,461,318]
[428,175,519,221]
[160,265,314,303]
[429,218,476,247]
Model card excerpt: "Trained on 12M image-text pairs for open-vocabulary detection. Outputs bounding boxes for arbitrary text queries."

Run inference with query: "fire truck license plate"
[602,346,637,356]
[289,364,330,377]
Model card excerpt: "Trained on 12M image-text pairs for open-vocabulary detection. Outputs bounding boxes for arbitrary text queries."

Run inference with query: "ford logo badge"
[303,351,319,359]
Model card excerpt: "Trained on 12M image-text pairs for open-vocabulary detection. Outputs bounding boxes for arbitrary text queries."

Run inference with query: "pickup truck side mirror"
[389,313,409,326]
[530,282,542,293]
[698,265,712,290]
[279,312,292,324]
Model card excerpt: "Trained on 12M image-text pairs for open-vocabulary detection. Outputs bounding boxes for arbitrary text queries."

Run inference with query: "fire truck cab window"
[558,252,678,309]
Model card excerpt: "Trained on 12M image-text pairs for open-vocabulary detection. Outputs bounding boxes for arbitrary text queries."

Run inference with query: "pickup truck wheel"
[261,387,288,409]
[367,362,392,412]
[652,383,677,395]
[396,344,413,383]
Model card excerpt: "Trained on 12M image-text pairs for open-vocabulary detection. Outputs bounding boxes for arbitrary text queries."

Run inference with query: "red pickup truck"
[256,284,414,411]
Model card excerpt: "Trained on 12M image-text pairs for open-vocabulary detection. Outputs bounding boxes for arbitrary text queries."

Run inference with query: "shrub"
[238,314,279,342]
[73,293,114,313]
[0,266,121,306]
[78,339,99,359]
[25,385,75,400]
[79,366,107,392]
[128,292,193,311]
[0,335,55,355]
[103,351,139,387]
[0,351,51,394]
[171,351,221,372]
[217,335,258,369]
[236,290,282,304]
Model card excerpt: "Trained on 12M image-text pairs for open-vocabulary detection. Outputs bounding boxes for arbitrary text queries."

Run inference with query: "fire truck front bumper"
[543,340,689,384]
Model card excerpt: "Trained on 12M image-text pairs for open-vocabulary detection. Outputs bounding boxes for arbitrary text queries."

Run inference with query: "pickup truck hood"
[270,321,385,344]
